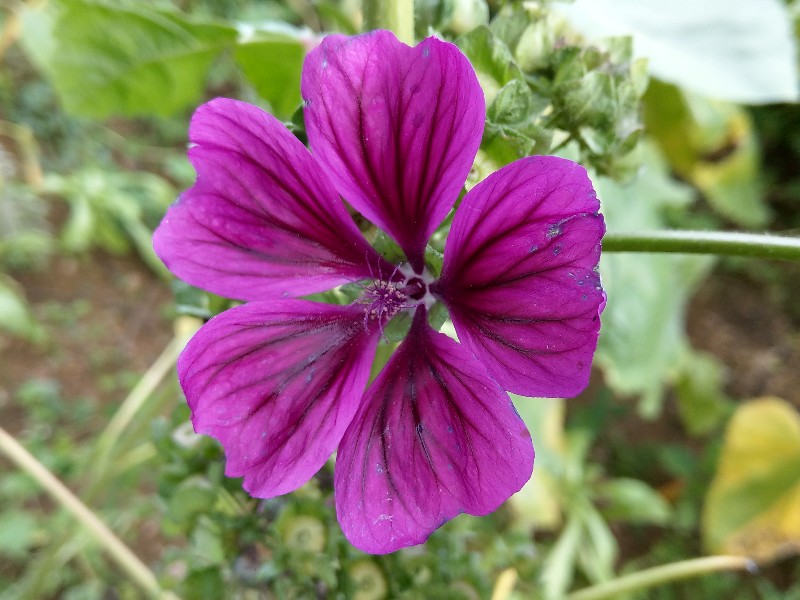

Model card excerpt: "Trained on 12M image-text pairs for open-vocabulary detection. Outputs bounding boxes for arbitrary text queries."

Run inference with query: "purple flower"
[154,30,604,554]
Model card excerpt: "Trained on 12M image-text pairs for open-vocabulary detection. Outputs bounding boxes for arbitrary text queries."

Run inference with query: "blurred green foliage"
[1,0,800,598]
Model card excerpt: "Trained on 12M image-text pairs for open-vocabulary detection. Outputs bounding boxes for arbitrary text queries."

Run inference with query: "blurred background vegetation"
[1,0,800,598]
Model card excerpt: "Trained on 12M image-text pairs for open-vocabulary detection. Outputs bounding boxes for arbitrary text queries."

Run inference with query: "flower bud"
[282,515,326,553]
[347,560,388,600]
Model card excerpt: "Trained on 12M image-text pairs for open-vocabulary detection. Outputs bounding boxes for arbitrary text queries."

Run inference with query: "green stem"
[93,331,189,477]
[0,427,181,600]
[362,0,414,44]
[13,318,200,598]
[604,231,800,261]
[564,555,755,600]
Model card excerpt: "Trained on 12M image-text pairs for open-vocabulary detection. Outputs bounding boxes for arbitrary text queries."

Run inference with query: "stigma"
[358,265,437,324]
[361,280,410,321]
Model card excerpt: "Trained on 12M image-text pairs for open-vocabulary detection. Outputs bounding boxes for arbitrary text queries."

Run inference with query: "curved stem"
[0,427,181,600]
[603,231,800,261]
[362,0,414,44]
[11,318,199,597]
[564,555,756,600]
[93,332,188,476]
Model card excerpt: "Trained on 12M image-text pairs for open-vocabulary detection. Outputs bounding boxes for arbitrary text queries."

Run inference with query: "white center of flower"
[361,267,436,321]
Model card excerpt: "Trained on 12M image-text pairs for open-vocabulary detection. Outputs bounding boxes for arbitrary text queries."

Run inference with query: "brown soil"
[0,251,174,436]
[687,266,800,407]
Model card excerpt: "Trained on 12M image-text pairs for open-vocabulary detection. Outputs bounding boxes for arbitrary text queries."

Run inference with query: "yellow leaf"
[703,398,800,562]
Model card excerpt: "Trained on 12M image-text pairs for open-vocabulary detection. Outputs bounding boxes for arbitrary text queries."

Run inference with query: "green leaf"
[703,398,800,562]
[596,478,672,525]
[234,26,307,118]
[167,476,217,527]
[593,143,713,417]
[315,2,358,35]
[554,69,618,131]
[59,192,94,253]
[183,566,225,600]
[18,2,58,75]
[490,4,533,57]
[415,0,489,37]
[488,79,538,125]
[44,167,173,274]
[446,0,489,35]
[0,511,37,558]
[508,396,566,530]
[556,0,799,103]
[482,77,553,165]
[578,505,617,583]
[190,517,226,567]
[456,26,523,104]
[644,81,769,227]
[541,516,583,600]
[0,276,44,342]
[466,35,553,166]
[676,350,732,436]
[50,0,236,118]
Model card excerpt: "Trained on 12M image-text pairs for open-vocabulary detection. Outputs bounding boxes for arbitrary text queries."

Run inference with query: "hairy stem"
[564,555,756,600]
[604,231,800,261]
[0,427,181,600]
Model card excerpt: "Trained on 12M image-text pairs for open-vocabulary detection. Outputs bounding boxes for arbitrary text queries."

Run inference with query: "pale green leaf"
[703,398,800,562]
[0,276,44,342]
[541,516,583,600]
[167,477,217,527]
[190,517,226,567]
[596,477,672,525]
[676,350,732,436]
[508,396,566,530]
[234,26,307,118]
[0,511,37,558]
[644,82,770,227]
[50,0,236,118]
[457,26,523,104]
[18,3,58,75]
[578,505,617,583]
[556,0,798,103]
[594,143,713,417]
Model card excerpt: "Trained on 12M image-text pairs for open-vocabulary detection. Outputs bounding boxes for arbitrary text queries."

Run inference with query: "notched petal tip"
[335,308,534,554]
[155,98,384,301]
[302,31,485,271]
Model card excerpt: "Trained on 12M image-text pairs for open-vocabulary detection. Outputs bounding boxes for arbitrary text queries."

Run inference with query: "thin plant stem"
[12,319,199,597]
[564,555,756,600]
[491,568,518,600]
[93,325,194,476]
[603,231,800,262]
[0,427,181,600]
[362,0,414,43]
[0,3,21,62]
[0,120,44,188]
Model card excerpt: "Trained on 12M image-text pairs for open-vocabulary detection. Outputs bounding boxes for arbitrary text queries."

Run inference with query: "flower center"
[362,280,410,322]
[359,269,435,323]
[404,277,427,300]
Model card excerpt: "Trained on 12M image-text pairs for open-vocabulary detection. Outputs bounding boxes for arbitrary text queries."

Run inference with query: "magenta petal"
[437,156,605,398]
[335,308,534,554]
[179,300,378,497]
[153,98,386,301]
[302,31,485,271]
